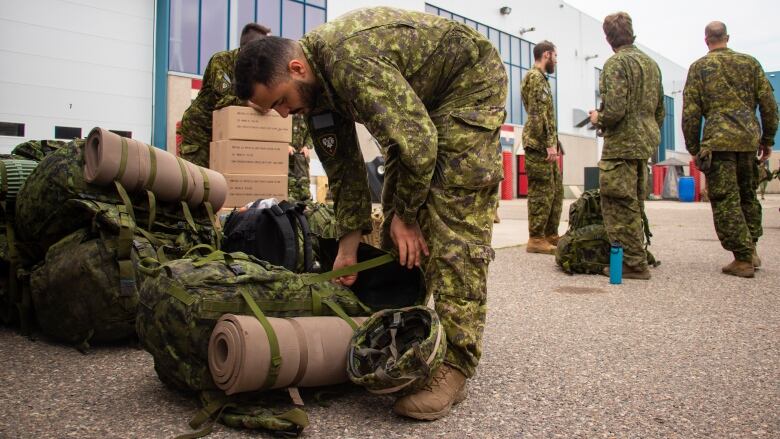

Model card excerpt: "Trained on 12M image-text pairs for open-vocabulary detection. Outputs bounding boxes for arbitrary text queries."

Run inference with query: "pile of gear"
[555,189,660,274]
[0,132,444,437]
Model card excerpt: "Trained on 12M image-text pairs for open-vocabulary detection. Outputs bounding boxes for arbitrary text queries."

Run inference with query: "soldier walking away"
[177,23,271,167]
[234,7,507,420]
[288,115,313,201]
[682,21,778,278]
[589,12,664,280]
[521,40,563,255]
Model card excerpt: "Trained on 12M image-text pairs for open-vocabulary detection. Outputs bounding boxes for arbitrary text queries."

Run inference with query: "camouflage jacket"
[598,45,664,160]
[179,49,243,149]
[290,115,312,152]
[521,67,557,152]
[682,48,778,154]
[300,7,506,236]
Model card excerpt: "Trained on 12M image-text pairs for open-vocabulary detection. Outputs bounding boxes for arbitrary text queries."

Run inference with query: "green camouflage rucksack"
[556,189,658,274]
[9,140,220,346]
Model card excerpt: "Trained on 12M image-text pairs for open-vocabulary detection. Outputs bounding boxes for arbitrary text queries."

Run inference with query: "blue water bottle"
[609,242,623,285]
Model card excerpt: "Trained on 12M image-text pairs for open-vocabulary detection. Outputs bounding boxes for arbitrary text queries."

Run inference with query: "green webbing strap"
[116,204,136,298]
[113,180,136,223]
[114,137,129,181]
[183,244,217,258]
[275,408,309,429]
[181,201,198,233]
[135,227,165,248]
[199,298,361,314]
[190,250,245,267]
[240,290,282,389]
[321,299,358,330]
[176,157,190,200]
[166,284,196,306]
[203,201,221,249]
[145,190,157,230]
[311,290,322,316]
[302,253,394,285]
[198,166,211,206]
[179,399,235,439]
[145,144,158,189]
[136,257,162,276]
[0,161,7,198]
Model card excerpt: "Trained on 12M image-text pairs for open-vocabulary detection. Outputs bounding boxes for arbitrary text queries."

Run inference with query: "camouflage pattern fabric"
[599,159,649,270]
[136,250,371,391]
[682,48,778,155]
[179,49,243,167]
[288,115,312,201]
[597,45,665,160]
[347,305,446,394]
[10,140,66,162]
[704,152,762,261]
[300,7,506,378]
[525,148,563,238]
[555,224,612,274]
[566,189,603,231]
[521,67,558,152]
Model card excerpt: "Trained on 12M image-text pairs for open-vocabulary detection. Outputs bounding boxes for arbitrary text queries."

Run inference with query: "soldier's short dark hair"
[240,23,271,47]
[533,41,556,61]
[603,12,636,49]
[234,36,298,100]
[705,21,728,44]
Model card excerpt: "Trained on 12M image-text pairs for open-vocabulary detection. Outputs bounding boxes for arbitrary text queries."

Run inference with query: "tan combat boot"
[527,237,556,254]
[752,250,762,269]
[545,234,561,246]
[393,364,467,421]
[602,264,651,280]
[722,259,755,278]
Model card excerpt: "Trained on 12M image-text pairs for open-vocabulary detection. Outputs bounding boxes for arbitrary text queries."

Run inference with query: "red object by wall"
[689,160,702,202]
[652,165,666,196]
[501,151,514,200]
[517,155,528,197]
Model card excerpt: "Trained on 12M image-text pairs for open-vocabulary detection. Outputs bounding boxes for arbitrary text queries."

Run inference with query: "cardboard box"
[223,174,288,208]
[212,106,292,142]
[210,140,289,174]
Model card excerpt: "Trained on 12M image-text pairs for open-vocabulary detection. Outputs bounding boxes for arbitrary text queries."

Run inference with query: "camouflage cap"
[347,305,446,394]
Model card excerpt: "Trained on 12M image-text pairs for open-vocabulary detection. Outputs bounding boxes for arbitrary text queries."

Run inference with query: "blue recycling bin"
[678,176,695,202]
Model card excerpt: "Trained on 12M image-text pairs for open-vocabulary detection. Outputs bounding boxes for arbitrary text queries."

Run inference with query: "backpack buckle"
[228,263,245,276]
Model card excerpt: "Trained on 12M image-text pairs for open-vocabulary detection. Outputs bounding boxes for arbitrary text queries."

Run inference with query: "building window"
[110,130,133,138]
[594,67,602,108]
[54,126,82,140]
[168,0,327,75]
[425,4,557,126]
[661,95,675,151]
[0,122,25,137]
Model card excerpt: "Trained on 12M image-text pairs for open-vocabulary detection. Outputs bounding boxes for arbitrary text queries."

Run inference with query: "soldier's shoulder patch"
[318,134,338,156]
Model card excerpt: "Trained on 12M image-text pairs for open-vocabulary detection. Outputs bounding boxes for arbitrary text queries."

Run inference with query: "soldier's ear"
[288,59,307,79]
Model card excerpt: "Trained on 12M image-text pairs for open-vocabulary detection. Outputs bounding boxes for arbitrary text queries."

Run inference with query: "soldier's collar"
[300,42,340,113]
[614,44,636,52]
[532,65,549,79]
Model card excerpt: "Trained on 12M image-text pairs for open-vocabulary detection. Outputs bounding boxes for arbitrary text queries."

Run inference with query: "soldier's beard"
[295,79,319,114]
[545,61,556,75]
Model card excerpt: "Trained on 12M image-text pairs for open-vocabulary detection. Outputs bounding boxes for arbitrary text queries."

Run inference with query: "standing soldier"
[178,23,270,167]
[682,21,777,278]
[288,115,312,201]
[235,7,506,420]
[521,40,563,254]
[589,12,664,280]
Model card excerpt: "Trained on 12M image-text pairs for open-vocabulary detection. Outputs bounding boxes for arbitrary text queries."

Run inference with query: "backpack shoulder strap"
[285,203,313,272]
[267,203,298,271]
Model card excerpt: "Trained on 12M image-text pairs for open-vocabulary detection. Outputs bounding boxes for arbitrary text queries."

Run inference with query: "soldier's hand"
[333,230,361,286]
[545,147,558,163]
[588,110,599,125]
[288,146,296,156]
[758,144,772,163]
[302,147,310,159]
[390,215,430,270]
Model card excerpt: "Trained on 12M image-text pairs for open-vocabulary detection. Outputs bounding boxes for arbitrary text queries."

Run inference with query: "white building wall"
[328,0,689,156]
[0,0,154,153]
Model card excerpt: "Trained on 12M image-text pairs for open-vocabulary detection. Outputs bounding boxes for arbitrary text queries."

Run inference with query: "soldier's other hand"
[390,215,430,270]
[545,147,558,163]
[695,148,712,172]
[588,110,599,125]
[302,147,310,159]
[288,146,296,156]
[758,144,772,163]
[332,252,358,286]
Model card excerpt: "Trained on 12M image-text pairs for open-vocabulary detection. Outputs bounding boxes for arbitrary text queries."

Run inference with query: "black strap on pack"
[266,203,298,271]
[282,202,313,272]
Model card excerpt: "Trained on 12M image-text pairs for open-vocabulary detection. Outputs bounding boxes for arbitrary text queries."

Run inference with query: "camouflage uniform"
[521,66,563,238]
[288,115,312,201]
[300,8,507,377]
[597,45,664,270]
[682,48,778,261]
[179,49,243,167]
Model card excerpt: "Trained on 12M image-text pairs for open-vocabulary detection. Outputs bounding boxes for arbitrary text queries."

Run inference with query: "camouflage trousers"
[178,113,211,168]
[705,152,761,261]
[525,148,563,238]
[599,158,648,270]
[287,177,311,202]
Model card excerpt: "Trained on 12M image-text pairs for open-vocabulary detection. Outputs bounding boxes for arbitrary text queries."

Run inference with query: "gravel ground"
[1,197,778,439]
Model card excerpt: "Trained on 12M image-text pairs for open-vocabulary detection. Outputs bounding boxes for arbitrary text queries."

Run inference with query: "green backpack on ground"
[556,189,659,274]
[7,140,220,345]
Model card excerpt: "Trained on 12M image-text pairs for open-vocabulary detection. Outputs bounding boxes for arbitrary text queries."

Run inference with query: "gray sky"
[564,0,780,71]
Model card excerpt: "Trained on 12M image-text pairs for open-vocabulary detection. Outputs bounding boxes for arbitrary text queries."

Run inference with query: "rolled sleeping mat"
[0,159,38,200]
[185,160,228,209]
[83,127,227,209]
[209,314,367,395]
